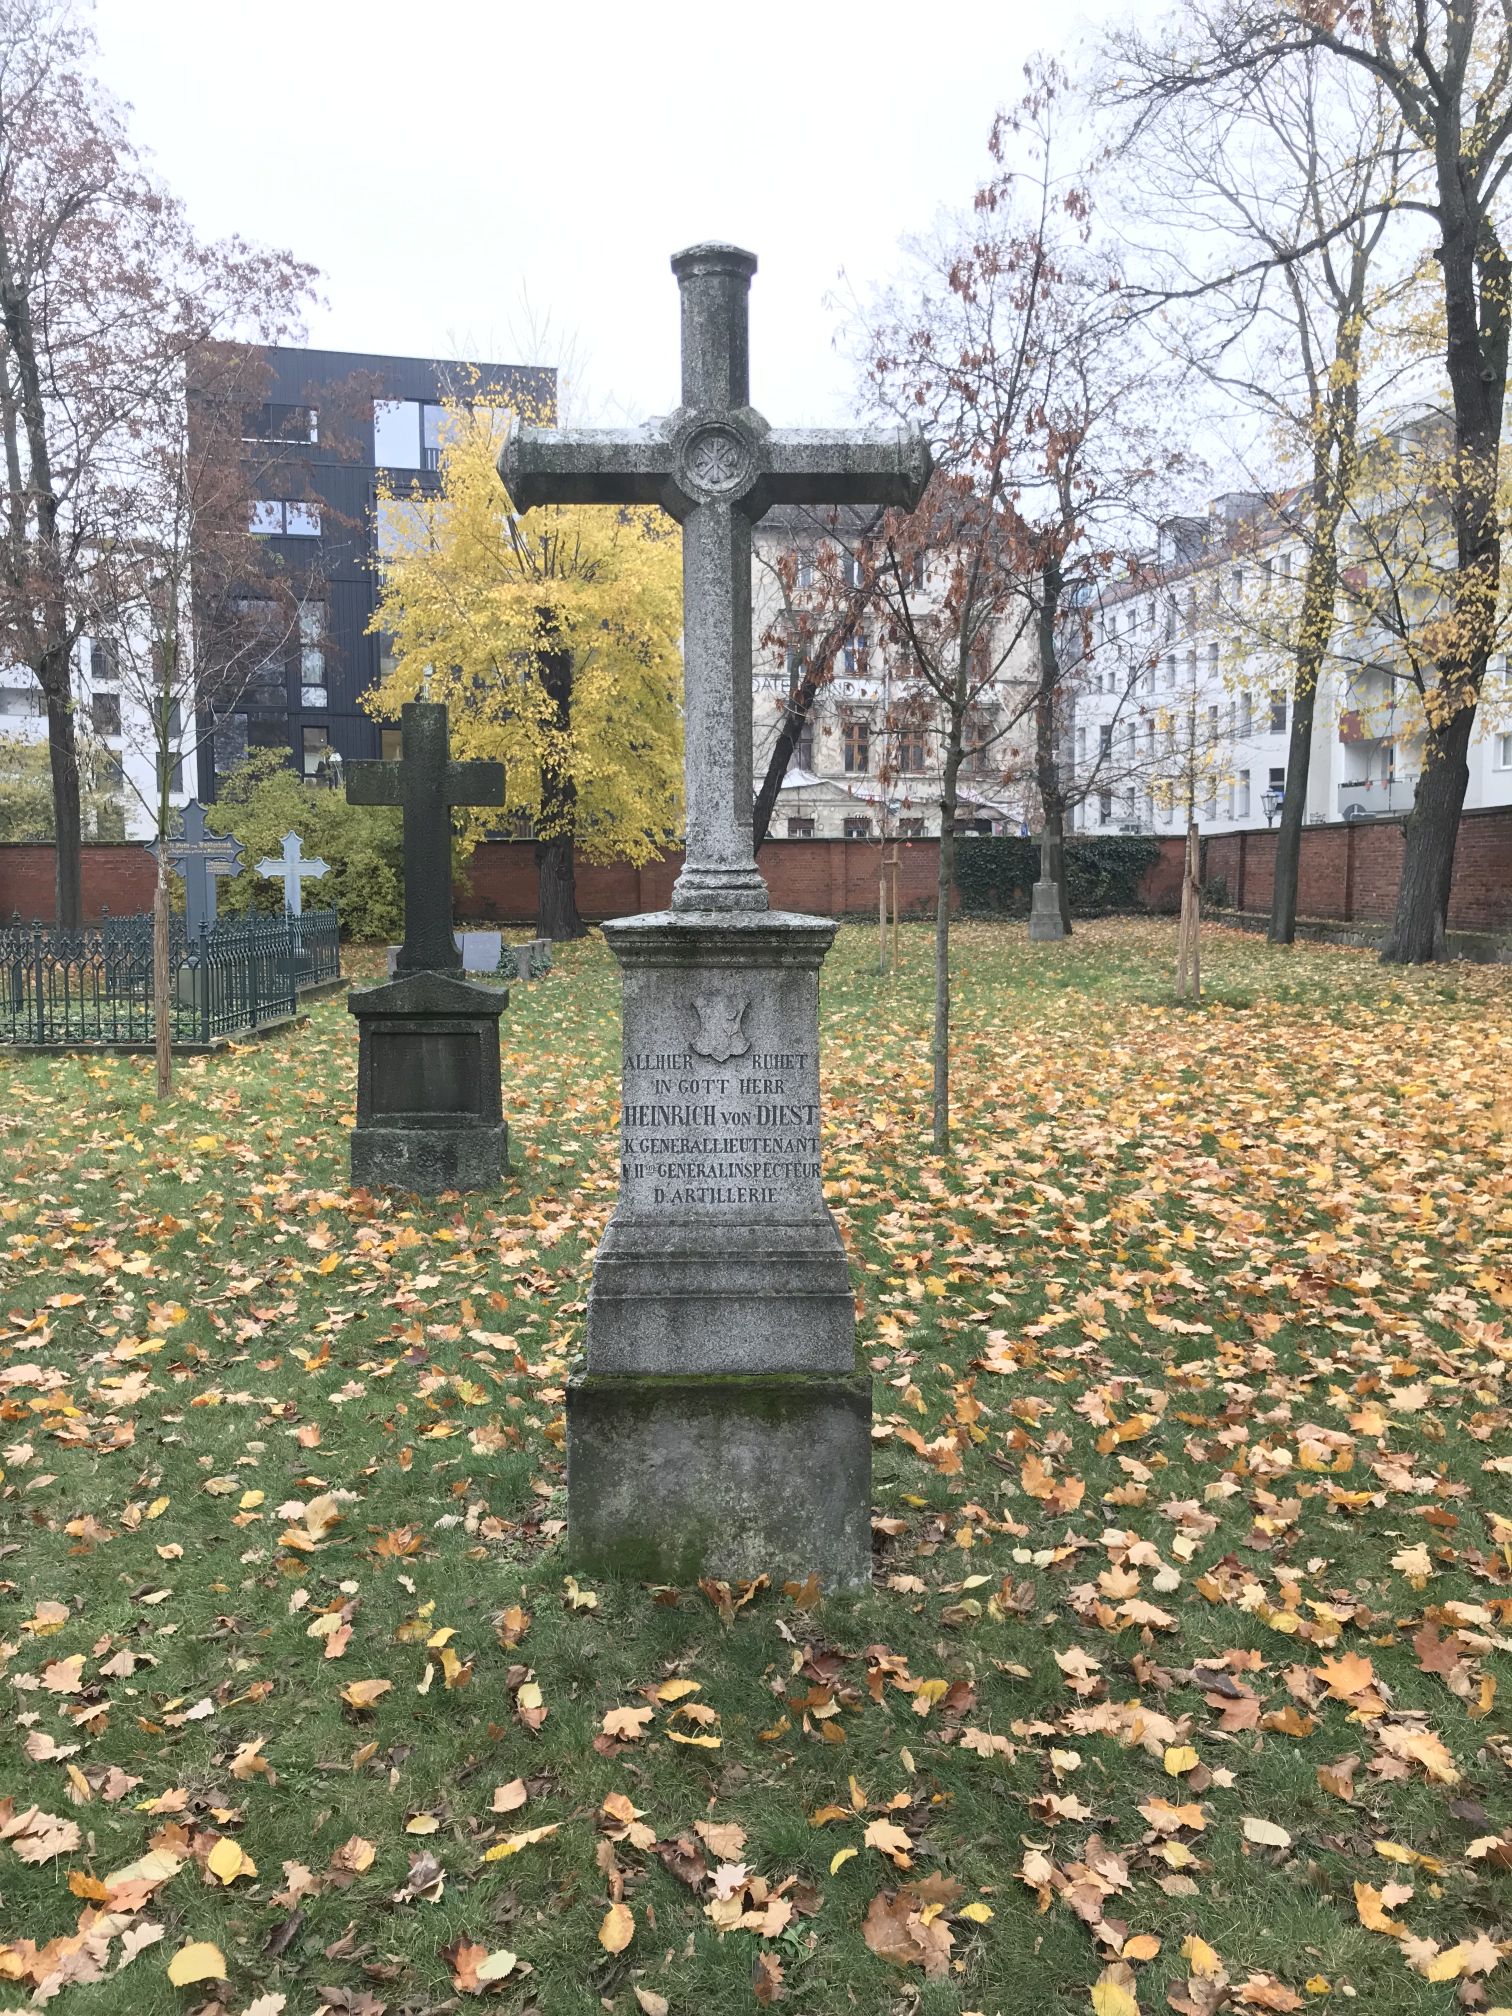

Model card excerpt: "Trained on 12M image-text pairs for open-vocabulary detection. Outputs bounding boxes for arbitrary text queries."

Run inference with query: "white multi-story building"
[1068,465,1512,838]
[0,635,191,843]
[748,508,1038,840]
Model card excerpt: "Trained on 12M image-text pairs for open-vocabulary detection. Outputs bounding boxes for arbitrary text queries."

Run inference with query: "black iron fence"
[0,908,341,1047]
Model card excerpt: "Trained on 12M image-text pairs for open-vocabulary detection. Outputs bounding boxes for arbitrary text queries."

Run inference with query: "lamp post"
[1261,788,1281,828]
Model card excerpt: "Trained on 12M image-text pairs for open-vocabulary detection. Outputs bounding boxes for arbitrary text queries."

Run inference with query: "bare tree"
[1106,0,1512,963]
[0,0,313,924]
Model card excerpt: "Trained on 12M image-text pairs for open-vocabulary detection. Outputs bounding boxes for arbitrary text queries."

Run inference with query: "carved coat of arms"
[688,989,750,1064]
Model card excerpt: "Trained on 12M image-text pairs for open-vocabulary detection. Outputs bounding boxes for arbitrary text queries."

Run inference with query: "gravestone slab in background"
[346,703,508,1195]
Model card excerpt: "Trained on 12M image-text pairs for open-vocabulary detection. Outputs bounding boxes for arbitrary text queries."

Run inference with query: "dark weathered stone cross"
[499,242,932,913]
[149,799,244,938]
[346,700,504,974]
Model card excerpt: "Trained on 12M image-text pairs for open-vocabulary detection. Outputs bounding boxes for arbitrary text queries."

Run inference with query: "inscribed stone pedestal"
[501,242,930,1587]
[345,702,509,1194]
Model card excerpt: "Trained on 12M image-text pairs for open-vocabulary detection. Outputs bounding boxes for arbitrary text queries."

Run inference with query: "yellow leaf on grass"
[1091,1976,1140,2016]
[829,1846,858,1874]
[1164,1746,1199,1776]
[1182,1935,1224,1977]
[1123,1934,1161,1960]
[959,1900,994,1924]
[598,1901,635,1953]
[166,1941,227,1987]
[1243,1817,1293,1850]
[206,1836,256,1884]
[482,1822,560,1861]
[340,1678,392,1711]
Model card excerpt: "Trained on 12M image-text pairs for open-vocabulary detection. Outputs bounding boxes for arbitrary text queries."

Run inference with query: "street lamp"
[1261,788,1281,827]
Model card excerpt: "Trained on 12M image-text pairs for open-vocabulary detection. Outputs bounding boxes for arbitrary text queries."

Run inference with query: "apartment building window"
[243,401,317,444]
[248,499,321,537]
[91,692,121,735]
[1187,647,1197,684]
[797,554,814,591]
[1186,587,1197,625]
[842,717,869,774]
[1164,654,1175,690]
[1269,690,1288,733]
[1098,790,1112,826]
[1209,642,1220,677]
[842,815,873,839]
[1496,732,1512,769]
[303,725,332,777]
[1269,765,1286,799]
[786,816,815,837]
[1238,691,1253,735]
[1236,768,1251,818]
[840,551,863,589]
[1207,704,1219,740]
[1075,726,1087,762]
[299,601,328,707]
[0,686,42,717]
[1099,723,1113,757]
[380,727,403,762]
[842,628,868,676]
[1231,568,1244,597]
[1279,552,1292,579]
[1164,600,1176,641]
[158,703,183,795]
[794,722,815,771]
[89,639,118,684]
[898,816,925,837]
[374,398,447,471]
[897,723,927,773]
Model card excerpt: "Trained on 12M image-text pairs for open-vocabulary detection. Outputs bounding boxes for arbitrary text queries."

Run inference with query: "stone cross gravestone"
[256,831,329,918]
[500,243,930,1588]
[149,800,243,937]
[344,701,510,1194]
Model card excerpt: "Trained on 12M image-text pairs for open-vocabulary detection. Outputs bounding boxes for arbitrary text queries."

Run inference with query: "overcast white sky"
[92,0,1142,430]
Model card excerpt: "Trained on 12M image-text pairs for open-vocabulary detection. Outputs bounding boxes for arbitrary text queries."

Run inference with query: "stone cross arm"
[347,758,504,808]
[501,418,931,520]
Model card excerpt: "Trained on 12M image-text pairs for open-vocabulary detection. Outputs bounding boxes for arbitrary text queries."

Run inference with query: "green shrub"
[954,833,1163,916]
[205,751,403,942]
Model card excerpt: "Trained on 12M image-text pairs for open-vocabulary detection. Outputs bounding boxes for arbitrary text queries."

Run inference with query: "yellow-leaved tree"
[368,400,682,938]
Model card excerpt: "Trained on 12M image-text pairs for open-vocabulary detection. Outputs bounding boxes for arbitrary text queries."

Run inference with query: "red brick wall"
[460,839,946,923]
[6,815,1510,933]
[1202,808,1512,932]
[0,844,157,924]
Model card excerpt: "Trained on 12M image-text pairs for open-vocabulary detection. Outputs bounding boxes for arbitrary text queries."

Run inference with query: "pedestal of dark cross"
[501,244,931,1588]
[344,701,510,1195]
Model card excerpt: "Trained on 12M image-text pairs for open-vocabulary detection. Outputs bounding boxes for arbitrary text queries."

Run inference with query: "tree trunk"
[1379,707,1473,963]
[1176,820,1202,999]
[933,757,960,1152]
[153,845,172,1099]
[1269,661,1318,945]
[533,640,585,940]
[44,677,83,927]
[535,833,584,941]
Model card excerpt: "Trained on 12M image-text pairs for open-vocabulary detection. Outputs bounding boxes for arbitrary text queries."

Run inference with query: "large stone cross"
[149,799,243,938]
[346,701,504,974]
[256,830,329,918]
[499,242,932,913]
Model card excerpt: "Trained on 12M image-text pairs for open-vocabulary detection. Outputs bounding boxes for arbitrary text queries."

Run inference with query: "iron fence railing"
[0,907,340,1046]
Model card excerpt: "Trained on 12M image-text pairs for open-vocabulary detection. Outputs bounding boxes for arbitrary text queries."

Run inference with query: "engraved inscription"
[621,1045,821,1209]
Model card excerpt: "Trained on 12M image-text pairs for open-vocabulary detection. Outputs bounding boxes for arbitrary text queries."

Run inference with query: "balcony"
[1338,776,1415,819]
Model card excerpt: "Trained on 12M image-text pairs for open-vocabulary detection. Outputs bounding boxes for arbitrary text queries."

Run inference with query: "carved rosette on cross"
[499,244,932,1591]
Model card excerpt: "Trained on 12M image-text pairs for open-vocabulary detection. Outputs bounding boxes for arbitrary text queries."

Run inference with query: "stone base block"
[566,1367,872,1589]
[350,1121,507,1194]
[1028,880,1067,941]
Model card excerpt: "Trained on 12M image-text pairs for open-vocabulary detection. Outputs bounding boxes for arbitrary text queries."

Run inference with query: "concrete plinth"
[348,968,508,1195]
[570,907,871,1590]
[1028,879,1067,941]
[567,1368,872,1588]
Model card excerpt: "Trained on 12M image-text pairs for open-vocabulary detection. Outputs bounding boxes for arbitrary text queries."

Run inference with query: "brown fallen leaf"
[598,1900,635,1954]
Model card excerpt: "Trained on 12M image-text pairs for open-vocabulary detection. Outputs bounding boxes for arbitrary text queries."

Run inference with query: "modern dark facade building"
[196,345,554,798]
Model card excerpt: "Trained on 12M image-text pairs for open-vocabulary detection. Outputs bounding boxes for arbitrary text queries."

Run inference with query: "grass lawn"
[1,917,1508,2016]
